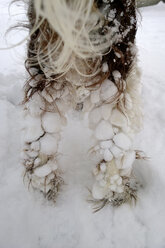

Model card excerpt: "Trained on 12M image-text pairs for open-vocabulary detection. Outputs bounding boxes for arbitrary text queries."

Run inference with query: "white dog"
[22,0,142,209]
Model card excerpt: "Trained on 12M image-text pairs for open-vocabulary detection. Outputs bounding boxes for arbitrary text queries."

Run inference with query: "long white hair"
[31,0,114,78]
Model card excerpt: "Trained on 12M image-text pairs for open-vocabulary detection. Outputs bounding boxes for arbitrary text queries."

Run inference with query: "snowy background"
[0,2,165,248]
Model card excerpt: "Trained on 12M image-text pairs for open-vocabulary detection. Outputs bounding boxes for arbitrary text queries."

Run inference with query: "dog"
[22,0,142,209]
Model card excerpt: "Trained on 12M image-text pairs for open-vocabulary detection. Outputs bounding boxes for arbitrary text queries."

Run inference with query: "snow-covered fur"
[31,0,111,77]
[22,0,143,208]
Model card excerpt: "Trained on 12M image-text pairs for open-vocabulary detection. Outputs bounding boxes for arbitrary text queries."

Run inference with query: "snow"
[113,132,132,150]
[25,150,38,158]
[102,62,108,72]
[112,70,121,81]
[100,79,118,101]
[100,140,113,149]
[100,162,107,172]
[109,174,124,194]
[0,2,165,248]
[40,134,59,155]
[34,160,58,177]
[23,115,44,143]
[95,120,114,140]
[111,145,123,158]
[34,163,52,178]
[103,149,113,162]
[42,112,62,133]
[92,182,107,200]
[122,150,136,170]
[31,141,40,151]
[27,93,45,117]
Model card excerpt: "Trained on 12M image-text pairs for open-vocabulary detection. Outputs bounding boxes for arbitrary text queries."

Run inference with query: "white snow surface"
[0,3,165,248]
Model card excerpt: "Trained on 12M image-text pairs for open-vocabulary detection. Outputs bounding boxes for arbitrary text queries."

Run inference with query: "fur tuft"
[30,0,116,77]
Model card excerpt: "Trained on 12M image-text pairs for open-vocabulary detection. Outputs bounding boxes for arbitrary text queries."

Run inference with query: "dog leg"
[22,81,70,202]
[87,62,142,209]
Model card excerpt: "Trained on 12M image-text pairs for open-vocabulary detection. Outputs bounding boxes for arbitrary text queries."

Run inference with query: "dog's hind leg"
[86,61,142,209]
[21,0,74,202]
[22,82,70,202]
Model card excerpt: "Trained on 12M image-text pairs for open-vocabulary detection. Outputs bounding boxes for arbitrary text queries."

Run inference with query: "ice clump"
[109,174,124,193]
[103,149,113,162]
[24,115,44,142]
[112,70,121,81]
[40,134,58,155]
[100,79,118,101]
[26,92,45,117]
[122,150,135,169]
[34,164,52,177]
[34,160,58,177]
[100,163,107,172]
[102,62,108,72]
[113,132,131,150]
[95,120,114,140]
[30,141,40,151]
[92,183,107,200]
[25,150,38,158]
[100,140,113,149]
[42,112,62,133]
[111,145,123,158]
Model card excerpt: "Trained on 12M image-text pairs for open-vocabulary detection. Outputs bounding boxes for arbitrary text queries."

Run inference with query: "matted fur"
[23,0,137,102]
[17,0,143,206]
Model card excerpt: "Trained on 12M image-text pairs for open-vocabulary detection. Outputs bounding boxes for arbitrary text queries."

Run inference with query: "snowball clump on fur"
[24,115,44,142]
[113,132,131,150]
[40,134,59,156]
[42,112,62,133]
[100,80,118,101]
[95,120,114,140]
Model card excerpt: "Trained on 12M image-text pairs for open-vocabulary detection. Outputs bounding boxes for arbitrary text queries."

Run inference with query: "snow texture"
[42,112,62,133]
[103,148,113,162]
[34,163,52,177]
[100,79,118,101]
[113,132,131,150]
[23,115,44,143]
[0,2,165,248]
[40,134,59,155]
[27,93,45,117]
[95,120,114,140]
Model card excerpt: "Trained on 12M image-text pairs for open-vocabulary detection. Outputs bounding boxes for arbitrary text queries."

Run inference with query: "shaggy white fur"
[21,0,142,207]
[22,56,142,205]
[31,0,118,78]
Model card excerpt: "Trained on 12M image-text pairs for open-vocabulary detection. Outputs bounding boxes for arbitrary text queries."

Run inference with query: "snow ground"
[0,3,165,248]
